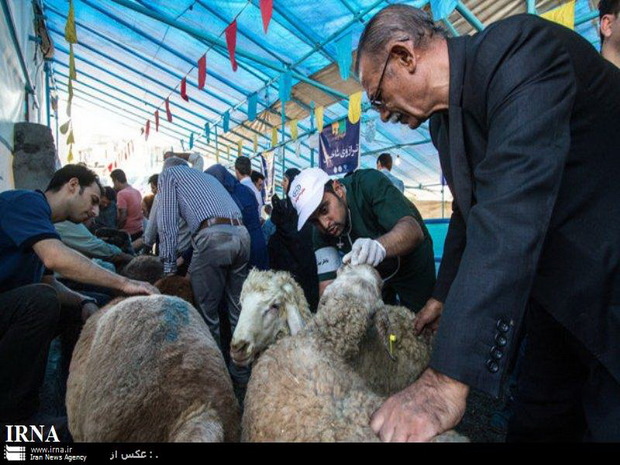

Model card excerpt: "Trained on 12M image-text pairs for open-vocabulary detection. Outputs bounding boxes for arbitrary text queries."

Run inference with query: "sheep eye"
[270,303,280,311]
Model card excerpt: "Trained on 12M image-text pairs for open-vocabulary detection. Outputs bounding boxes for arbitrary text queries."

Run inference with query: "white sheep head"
[231,269,311,367]
[322,263,383,303]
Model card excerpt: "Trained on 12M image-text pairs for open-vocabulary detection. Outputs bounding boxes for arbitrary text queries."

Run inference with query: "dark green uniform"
[313,169,436,312]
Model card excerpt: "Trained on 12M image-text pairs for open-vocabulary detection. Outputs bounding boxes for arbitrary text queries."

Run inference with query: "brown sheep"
[120,256,164,284]
[66,295,240,442]
[154,275,195,305]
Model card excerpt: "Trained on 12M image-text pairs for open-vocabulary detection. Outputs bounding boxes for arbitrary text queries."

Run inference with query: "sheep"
[120,255,164,284]
[154,275,195,305]
[240,264,467,442]
[230,269,312,367]
[66,295,240,442]
[231,268,432,397]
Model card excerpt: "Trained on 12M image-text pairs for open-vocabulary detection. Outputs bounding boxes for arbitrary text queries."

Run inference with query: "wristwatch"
[79,297,98,308]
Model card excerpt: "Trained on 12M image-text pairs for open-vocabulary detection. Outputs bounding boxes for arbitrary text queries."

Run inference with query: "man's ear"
[333,180,346,199]
[390,42,417,74]
[67,177,80,194]
[601,14,614,39]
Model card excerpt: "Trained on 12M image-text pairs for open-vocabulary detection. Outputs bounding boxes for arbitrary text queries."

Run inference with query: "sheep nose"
[231,339,248,354]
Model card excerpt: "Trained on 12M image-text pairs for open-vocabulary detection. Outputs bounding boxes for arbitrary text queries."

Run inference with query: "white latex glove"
[342,238,386,267]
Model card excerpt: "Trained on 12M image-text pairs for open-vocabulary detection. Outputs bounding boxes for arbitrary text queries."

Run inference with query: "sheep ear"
[286,304,305,335]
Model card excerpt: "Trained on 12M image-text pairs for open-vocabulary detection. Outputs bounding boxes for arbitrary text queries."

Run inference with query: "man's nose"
[91,205,100,217]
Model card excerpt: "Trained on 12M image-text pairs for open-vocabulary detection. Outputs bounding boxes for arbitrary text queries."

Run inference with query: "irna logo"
[5,425,59,443]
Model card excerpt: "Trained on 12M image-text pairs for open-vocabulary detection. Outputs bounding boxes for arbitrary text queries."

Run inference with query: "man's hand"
[342,238,386,267]
[370,368,469,442]
[81,302,99,323]
[413,298,444,335]
[120,279,160,296]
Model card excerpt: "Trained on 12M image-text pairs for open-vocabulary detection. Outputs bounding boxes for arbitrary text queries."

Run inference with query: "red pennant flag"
[145,120,150,140]
[155,110,159,132]
[108,163,113,172]
[198,54,207,90]
[225,20,238,72]
[260,0,273,33]
[180,77,189,102]
[165,98,173,122]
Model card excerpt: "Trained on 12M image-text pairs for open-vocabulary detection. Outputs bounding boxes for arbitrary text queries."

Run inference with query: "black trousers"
[507,301,620,442]
[0,284,81,422]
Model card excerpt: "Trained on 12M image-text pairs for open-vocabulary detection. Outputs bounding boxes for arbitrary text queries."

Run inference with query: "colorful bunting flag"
[253,134,258,153]
[60,121,70,135]
[315,106,324,133]
[205,123,210,144]
[180,77,189,102]
[66,130,75,145]
[336,32,352,80]
[429,0,458,21]
[145,120,150,141]
[260,0,273,33]
[69,44,77,80]
[155,110,159,132]
[165,98,173,122]
[271,127,278,147]
[279,70,292,103]
[348,91,362,124]
[198,54,207,90]
[289,119,298,140]
[67,78,74,117]
[540,0,575,29]
[216,149,220,164]
[225,20,238,72]
[248,93,257,121]
[65,0,78,44]
[223,111,230,132]
[237,140,243,157]
[189,132,194,149]
[67,146,74,163]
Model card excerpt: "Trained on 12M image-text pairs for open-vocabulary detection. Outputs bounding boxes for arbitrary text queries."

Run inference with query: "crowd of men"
[1,1,619,443]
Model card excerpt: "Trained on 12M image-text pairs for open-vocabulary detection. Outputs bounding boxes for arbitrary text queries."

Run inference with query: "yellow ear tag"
[389,334,397,357]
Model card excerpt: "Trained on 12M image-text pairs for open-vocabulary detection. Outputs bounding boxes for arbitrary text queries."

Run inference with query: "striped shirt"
[158,165,242,273]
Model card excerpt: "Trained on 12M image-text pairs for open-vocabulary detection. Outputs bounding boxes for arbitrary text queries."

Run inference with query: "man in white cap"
[289,167,435,312]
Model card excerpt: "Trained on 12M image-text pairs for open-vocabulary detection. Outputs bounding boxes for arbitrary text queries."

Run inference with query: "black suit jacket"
[429,15,620,396]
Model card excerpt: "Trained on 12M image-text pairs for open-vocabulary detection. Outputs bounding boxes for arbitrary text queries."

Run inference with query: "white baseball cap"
[289,167,330,231]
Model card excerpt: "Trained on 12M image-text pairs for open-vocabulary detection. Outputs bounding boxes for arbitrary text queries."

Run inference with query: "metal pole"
[45,61,51,128]
[526,0,536,14]
[455,1,485,31]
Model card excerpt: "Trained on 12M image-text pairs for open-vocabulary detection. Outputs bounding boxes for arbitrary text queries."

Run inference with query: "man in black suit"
[356,5,620,442]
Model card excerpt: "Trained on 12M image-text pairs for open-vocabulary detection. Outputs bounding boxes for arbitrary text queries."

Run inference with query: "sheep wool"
[241,265,468,442]
[66,295,240,442]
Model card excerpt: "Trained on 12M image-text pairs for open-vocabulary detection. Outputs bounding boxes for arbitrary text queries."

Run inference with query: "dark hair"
[235,156,252,176]
[103,186,116,202]
[599,0,620,43]
[284,168,301,182]
[251,170,265,183]
[148,174,159,185]
[46,164,103,195]
[110,169,127,184]
[377,153,393,170]
[355,4,446,75]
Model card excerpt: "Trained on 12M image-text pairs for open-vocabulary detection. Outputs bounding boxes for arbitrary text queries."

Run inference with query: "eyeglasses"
[369,52,392,111]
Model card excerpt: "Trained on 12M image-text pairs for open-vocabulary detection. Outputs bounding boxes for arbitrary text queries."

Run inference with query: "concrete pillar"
[12,122,59,191]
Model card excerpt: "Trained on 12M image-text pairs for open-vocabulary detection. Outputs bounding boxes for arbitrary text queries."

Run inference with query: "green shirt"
[313,169,436,311]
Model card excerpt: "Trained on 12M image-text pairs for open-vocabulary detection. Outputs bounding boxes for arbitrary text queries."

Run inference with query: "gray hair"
[162,156,189,171]
[355,5,446,75]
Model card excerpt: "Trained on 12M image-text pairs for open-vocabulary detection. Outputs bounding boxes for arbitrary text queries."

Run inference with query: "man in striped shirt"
[157,157,251,367]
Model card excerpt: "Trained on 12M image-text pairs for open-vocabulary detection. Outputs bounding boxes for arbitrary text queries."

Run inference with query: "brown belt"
[198,216,243,232]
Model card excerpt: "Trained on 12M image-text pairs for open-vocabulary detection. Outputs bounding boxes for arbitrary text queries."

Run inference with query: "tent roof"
[42,0,602,199]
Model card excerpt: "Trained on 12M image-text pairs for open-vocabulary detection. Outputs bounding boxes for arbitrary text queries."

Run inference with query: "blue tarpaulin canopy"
[39,0,602,199]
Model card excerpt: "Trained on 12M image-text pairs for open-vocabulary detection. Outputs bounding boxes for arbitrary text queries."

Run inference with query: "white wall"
[0,0,50,192]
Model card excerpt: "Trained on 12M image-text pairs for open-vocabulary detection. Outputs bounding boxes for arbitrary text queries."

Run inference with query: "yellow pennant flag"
[65,0,78,44]
[540,0,575,29]
[289,119,298,140]
[215,149,220,164]
[237,140,243,157]
[315,106,324,133]
[253,134,258,153]
[66,130,75,145]
[348,91,362,124]
[59,120,71,135]
[67,146,74,163]
[69,44,77,80]
[271,127,278,147]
